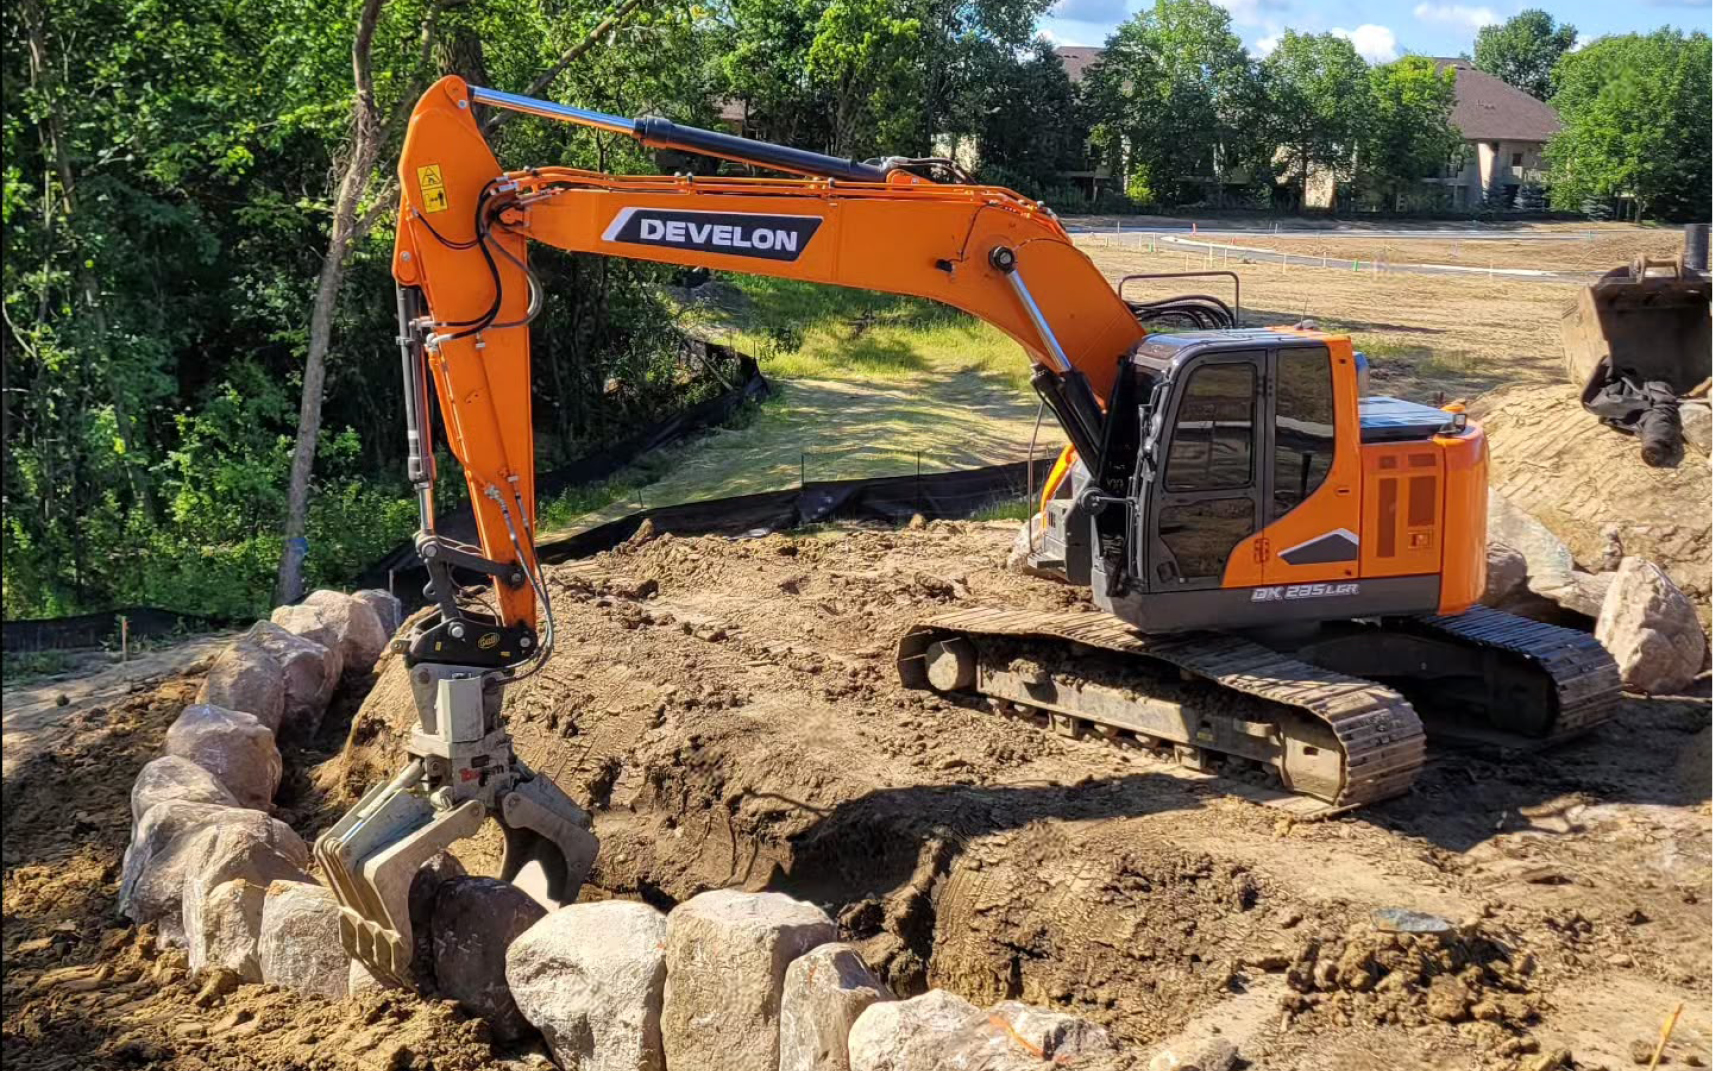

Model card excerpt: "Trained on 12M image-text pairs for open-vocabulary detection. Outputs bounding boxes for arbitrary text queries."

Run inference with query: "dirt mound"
[1474,383,1711,623]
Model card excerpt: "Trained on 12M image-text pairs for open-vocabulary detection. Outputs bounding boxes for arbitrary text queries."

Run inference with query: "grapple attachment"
[314,663,596,988]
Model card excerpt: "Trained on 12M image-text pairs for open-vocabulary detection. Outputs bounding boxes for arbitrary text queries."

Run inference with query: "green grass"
[1,649,72,683]
[971,495,1034,522]
[712,277,1036,394]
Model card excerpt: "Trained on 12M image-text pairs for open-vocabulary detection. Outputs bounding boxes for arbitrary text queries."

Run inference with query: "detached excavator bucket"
[1562,255,1711,396]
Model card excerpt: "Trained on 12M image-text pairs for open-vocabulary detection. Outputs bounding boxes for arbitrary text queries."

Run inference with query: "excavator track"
[899,608,1427,814]
[1391,606,1622,742]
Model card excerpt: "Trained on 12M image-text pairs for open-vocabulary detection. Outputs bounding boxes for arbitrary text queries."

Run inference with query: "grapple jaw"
[313,663,597,988]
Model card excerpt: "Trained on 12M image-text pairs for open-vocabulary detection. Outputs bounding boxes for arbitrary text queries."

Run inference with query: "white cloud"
[1253,32,1283,56]
[1332,23,1399,62]
[1412,2,1500,31]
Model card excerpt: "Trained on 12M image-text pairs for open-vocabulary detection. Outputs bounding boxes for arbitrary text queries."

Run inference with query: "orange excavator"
[317,77,1620,984]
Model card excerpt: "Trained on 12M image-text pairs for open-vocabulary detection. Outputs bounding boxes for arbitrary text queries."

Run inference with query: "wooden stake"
[1648,1003,1684,1069]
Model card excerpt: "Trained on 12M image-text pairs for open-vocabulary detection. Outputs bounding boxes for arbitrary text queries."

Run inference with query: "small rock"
[195,640,286,734]
[193,967,241,1008]
[1631,1039,1657,1065]
[908,514,927,530]
[662,890,837,1071]
[163,704,282,810]
[953,1001,1116,1066]
[848,990,982,1071]
[779,943,893,1071]
[1521,1050,1573,1071]
[1596,557,1706,695]
[258,880,350,999]
[432,877,546,1042]
[130,757,241,835]
[184,879,269,982]
[1607,952,1635,968]
[352,589,404,638]
[507,901,669,1071]
[1483,543,1529,606]
[1371,908,1454,935]
[243,621,340,740]
[1425,976,1471,1022]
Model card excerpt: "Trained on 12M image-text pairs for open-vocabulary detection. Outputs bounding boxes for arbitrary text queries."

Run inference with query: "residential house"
[1429,59,1560,209]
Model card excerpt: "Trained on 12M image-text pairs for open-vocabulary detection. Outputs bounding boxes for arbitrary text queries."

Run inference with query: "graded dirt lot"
[4,523,1710,1069]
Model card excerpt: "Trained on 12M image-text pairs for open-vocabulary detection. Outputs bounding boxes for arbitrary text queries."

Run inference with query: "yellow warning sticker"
[416,164,448,213]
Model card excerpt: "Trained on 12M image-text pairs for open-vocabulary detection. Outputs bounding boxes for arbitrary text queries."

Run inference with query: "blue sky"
[1039,0,1712,62]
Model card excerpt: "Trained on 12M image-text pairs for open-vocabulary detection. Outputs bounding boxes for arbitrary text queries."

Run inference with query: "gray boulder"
[1487,492,1576,591]
[258,880,350,999]
[126,809,309,947]
[121,800,237,913]
[163,704,282,810]
[303,589,389,675]
[432,877,546,1042]
[353,589,404,639]
[1534,569,1617,619]
[196,639,286,734]
[662,890,836,1071]
[244,621,340,740]
[130,756,240,834]
[779,943,894,1071]
[1597,557,1707,694]
[507,901,669,1071]
[184,878,268,982]
[407,851,467,990]
[848,990,983,1071]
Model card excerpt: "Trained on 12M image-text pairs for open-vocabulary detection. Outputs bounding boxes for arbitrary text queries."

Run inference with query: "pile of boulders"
[120,587,400,990]
[505,888,1120,1071]
[1486,496,1706,694]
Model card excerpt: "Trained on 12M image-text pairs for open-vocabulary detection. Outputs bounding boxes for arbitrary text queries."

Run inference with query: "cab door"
[1257,343,1363,585]
[1145,352,1265,592]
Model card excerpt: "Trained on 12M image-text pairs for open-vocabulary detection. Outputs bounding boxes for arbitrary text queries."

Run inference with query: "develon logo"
[603,208,822,262]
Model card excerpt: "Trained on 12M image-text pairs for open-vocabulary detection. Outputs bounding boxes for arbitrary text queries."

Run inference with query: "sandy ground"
[319,524,1711,1070]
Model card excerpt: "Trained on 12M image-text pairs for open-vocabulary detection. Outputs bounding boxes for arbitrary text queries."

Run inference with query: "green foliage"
[1545,30,1712,222]
[1358,57,1461,210]
[1085,0,1263,209]
[1263,31,1372,207]
[972,42,1086,198]
[1474,10,1577,100]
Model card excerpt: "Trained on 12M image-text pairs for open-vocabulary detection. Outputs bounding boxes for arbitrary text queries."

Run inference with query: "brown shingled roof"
[1054,46,1105,84]
[1435,59,1562,142]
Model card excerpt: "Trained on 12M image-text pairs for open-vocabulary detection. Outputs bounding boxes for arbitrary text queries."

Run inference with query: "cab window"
[1272,348,1336,519]
[1166,364,1255,492]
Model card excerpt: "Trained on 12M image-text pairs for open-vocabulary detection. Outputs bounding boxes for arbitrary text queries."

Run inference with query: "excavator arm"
[316,76,1145,983]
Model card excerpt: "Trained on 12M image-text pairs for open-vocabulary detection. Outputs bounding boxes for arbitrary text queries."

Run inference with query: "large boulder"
[935,1001,1118,1069]
[1597,557,1706,694]
[407,851,466,991]
[431,877,546,1042]
[130,756,240,835]
[258,880,350,999]
[125,810,309,947]
[196,639,286,734]
[121,800,238,912]
[352,589,404,639]
[779,943,894,1071]
[1487,493,1577,592]
[1533,569,1617,619]
[244,621,340,740]
[662,890,837,1071]
[507,901,669,1071]
[848,989,983,1071]
[163,704,282,810]
[302,589,388,675]
[184,879,268,982]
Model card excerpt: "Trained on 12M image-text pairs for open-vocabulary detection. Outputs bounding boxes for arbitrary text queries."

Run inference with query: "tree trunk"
[274,0,388,606]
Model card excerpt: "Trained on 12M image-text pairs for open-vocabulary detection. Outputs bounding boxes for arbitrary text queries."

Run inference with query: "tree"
[1263,31,1371,210]
[1545,30,1712,222]
[1474,10,1576,101]
[971,41,1085,197]
[1084,0,1263,207]
[1357,56,1461,210]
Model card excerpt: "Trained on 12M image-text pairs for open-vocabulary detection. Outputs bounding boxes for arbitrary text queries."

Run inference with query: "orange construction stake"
[1648,1002,1684,1070]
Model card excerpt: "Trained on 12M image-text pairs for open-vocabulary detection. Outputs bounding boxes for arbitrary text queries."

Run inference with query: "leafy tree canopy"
[1358,56,1461,208]
[1474,9,1576,101]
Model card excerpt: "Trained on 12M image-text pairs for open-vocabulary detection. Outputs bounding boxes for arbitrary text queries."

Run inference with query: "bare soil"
[6,523,1708,1069]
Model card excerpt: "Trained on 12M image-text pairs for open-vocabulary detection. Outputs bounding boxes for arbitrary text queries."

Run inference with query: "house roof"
[1054,46,1105,84]
[1434,59,1561,143]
